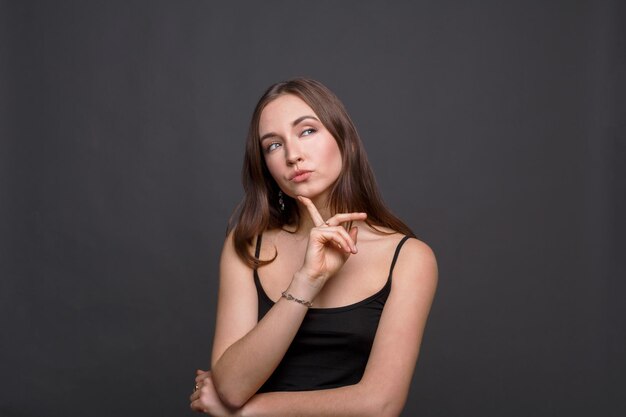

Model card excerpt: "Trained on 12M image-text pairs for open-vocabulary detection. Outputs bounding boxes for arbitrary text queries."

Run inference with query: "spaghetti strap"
[388,235,411,278]
[254,234,263,261]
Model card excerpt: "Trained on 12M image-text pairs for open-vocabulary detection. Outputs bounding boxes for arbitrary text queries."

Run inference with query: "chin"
[305,192,332,205]
[284,184,331,202]
[292,188,321,199]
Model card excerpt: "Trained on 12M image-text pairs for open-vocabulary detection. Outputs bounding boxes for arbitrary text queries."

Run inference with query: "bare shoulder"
[392,236,438,292]
[398,237,437,269]
[219,227,255,273]
[220,228,237,260]
[220,228,240,260]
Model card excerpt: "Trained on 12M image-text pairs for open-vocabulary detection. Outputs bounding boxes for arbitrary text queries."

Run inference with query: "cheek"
[264,156,283,182]
[320,138,343,174]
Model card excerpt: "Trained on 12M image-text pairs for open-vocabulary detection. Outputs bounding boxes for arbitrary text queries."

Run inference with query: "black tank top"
[254,234,411,392]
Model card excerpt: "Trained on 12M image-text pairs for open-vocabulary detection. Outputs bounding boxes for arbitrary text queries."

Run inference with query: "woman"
[190,78,438,416]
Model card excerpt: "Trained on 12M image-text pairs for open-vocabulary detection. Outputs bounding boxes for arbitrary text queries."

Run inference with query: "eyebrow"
[259,115,319,142]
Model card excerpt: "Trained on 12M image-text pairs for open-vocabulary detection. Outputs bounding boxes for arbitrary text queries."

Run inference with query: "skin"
[190,94,438,416]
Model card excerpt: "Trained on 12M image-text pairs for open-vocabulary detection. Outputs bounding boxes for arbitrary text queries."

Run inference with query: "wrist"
[288,271,323,301]
[295,266,325,282]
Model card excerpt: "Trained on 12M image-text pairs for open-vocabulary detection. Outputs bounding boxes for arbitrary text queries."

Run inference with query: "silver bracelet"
[281,290,313,308]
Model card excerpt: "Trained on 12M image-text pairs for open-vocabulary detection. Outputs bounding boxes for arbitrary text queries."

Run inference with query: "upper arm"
[360,238,438,414]
[210,231,259,367]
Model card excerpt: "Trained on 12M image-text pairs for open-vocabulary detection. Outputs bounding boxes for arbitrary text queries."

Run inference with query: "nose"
[284,140,304,166]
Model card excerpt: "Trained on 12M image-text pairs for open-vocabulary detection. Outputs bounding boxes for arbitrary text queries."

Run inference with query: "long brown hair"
[230,77,415,267]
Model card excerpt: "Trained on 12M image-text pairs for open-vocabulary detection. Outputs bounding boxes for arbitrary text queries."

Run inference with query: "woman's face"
[259,94,342,204]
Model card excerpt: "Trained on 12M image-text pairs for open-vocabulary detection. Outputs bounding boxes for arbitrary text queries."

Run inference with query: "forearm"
[212,274,318,408]
[240,382,397,417]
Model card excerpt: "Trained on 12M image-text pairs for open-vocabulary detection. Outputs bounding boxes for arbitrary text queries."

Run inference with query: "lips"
[290,170,313,183]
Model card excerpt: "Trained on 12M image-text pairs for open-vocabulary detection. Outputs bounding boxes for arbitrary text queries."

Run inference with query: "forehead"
[259,94,318,133]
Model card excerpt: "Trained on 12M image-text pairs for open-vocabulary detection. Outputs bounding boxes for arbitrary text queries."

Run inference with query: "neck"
[295,195,332,235]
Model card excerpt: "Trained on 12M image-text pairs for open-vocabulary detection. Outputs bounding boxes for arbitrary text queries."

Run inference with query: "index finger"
[326,212,367,226]
[297,196,325,226]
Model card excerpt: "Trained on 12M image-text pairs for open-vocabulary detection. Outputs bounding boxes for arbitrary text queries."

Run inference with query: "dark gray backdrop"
[1,1,624,416]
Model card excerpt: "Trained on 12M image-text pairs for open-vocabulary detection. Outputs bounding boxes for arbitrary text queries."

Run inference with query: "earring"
[278,190,285,212]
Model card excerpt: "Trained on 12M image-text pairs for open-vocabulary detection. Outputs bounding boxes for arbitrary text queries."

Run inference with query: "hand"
[296,196,367,286]
[190,370,240,416]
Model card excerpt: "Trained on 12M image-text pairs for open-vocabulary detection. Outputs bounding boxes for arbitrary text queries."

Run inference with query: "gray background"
[1,1,624,416]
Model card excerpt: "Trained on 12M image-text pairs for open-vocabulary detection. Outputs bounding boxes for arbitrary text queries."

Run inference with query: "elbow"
[359,379,406,417]
[378,399,404,417]
[211,373,251,410]
[217,390,247,411]
[370,391,406,417]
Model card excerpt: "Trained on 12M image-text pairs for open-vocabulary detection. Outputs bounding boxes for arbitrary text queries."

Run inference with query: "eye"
[266,142,281,152]
[301,128,316,137]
